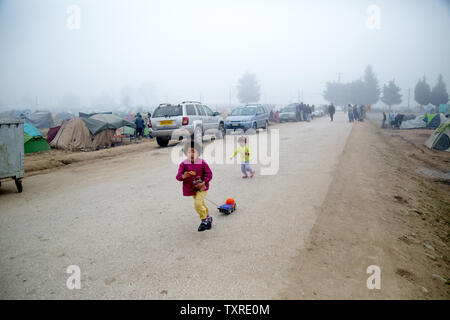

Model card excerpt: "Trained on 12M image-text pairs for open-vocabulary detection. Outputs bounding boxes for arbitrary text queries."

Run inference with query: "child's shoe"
[242,175,248,179]
[206,216,213,230]
[250,170,255,178]
[198,220,208,232]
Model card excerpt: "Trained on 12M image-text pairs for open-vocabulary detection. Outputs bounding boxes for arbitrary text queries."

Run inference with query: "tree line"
[323,65,449,112]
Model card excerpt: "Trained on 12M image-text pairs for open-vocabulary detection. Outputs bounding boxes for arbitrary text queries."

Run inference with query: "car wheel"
[264,120,269,130]
[156,137,170,147]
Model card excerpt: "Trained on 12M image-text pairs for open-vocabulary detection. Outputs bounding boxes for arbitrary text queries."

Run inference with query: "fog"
[0,0,449,112]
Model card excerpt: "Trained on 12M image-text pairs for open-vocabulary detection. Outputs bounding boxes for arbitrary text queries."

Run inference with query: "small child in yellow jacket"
[230,136,255,178]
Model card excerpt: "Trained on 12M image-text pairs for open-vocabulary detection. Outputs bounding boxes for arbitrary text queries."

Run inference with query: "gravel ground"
[0,113,352,299]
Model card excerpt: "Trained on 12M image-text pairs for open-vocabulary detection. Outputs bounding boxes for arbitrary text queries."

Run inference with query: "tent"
[400,116,427,129]
[90,113,136,129]
[23,123,51,153]
[24,111,54,129]
[50,118,116,151]
[424,122,450,152]
[47,125,61,143]
[422,113,447,129]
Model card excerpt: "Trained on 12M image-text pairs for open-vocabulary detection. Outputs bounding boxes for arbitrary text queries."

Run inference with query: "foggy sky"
[0,0,449,111]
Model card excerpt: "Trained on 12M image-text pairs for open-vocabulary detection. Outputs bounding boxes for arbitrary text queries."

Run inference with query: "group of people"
[382,112,404,129]
[133,112,152,139]
[269,103,316,123]
[297,103,315,122]
[346,104,367,123]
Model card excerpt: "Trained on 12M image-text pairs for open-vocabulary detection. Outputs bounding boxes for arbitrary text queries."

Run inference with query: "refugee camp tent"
[403,114,416,121]
[54,112,75,125]
[50,118,115,151]
[424,122,450,152]
[24,111,54,129]
[23,123,51,153]
[79,111,112,118]
[90,113,136,129]
[422,113,447,129]
[400,116,427,129]
[46,125,61,143]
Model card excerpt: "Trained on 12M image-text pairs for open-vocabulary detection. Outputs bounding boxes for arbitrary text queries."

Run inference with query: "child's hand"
[245,152,249,156]
[196,181,206,191]
[182,171,196,179]
[229,156,233,161]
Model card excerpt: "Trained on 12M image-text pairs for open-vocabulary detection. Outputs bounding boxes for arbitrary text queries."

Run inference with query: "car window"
[153,105,182,117]
[196,104,206,116]
[186,104,196,116]
[257,107,265,114]
[203,105,214,116]
[282,106,296,112]
[230,107,256,116]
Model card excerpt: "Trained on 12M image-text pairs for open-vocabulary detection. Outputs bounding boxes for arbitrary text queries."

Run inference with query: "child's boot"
[198,220,208,232]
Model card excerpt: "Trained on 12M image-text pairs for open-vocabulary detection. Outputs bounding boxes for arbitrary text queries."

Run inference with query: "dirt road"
[0,114,352,299]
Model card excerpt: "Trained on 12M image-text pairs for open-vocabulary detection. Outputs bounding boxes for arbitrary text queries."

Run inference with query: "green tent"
[24,133,51,153]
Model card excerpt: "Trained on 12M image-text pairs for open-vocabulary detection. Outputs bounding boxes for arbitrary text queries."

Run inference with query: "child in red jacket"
[176,141,213,231]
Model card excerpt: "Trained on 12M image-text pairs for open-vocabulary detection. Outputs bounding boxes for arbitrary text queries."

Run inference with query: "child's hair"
[183,140,202,156]
[238,136,247,143]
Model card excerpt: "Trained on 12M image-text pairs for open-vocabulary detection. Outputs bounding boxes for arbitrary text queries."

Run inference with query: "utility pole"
[407,88,410,109]
[337,72,343,82]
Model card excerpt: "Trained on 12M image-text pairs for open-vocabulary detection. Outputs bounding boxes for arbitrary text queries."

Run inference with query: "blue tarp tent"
[24,123,42,137]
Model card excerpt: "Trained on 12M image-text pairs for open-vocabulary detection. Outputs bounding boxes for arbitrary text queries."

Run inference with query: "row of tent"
[400,113,447,130]
[1,110,76,128]
[397,112,449,152]
[49,113,136,151]
[9,113,137,154]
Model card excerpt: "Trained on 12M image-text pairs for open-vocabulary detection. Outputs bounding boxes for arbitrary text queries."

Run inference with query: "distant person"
[353,104,359,122]
[299,103,305,121]
[348,104,354,123]
[275,110,279,123]
[359,105,365,121]
[382,112,387,128]
[176,141,213,232]
[135,113,144,139]
[393,113,404,129]
[269,110,274,122]
[389,112,395,128]
[328,103,336,122]
[230,136,255,179]
[147,112,153,138]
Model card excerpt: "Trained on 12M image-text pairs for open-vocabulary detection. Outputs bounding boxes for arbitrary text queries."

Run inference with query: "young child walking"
[230,136,255,178]
[176,141,213,232]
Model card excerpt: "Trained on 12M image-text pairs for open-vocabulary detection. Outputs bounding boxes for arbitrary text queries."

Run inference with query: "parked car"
[225,104,269,132]
[312,109,324,117]
[149,101,225,147]
[279,103,300,122]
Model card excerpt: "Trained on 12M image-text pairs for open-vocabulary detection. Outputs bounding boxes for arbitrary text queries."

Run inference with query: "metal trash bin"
[0,116,24,193]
